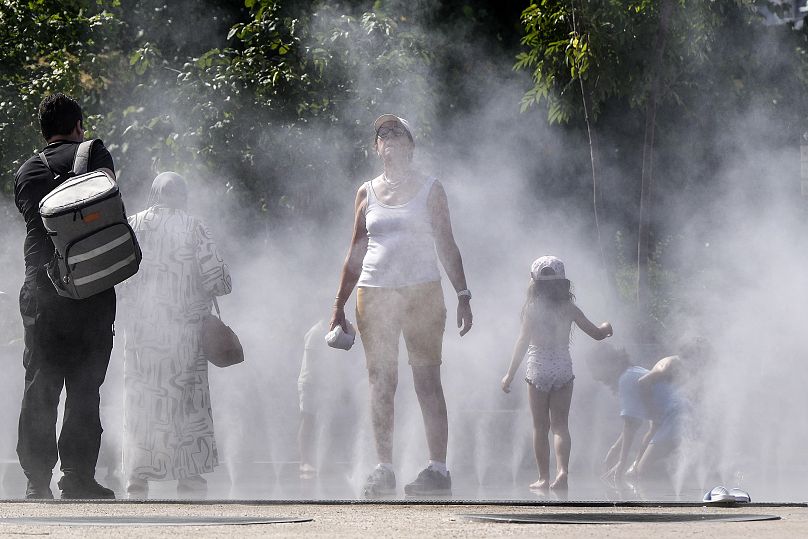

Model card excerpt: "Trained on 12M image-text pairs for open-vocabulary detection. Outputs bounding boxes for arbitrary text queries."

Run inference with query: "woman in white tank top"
[329,114,473,498]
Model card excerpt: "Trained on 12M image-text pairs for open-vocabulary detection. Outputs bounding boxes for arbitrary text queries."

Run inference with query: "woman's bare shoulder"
[355,180,371,199]
[354,181,371,213]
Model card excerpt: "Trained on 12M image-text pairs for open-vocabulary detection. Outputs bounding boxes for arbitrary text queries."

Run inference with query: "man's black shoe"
[404,467,452,496]
[58,475,115,500]
[25,479,54,500]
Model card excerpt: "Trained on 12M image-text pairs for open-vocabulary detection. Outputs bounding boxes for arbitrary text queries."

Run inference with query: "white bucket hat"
[530,255,566,280]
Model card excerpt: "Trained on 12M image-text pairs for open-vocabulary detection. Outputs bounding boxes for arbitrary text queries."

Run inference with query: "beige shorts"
[356,281,447,375]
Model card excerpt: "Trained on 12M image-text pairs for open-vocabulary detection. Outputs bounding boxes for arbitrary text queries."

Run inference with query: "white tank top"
[357,177,441,288]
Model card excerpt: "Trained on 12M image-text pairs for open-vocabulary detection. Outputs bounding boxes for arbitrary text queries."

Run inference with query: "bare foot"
[550,471,568,490]
[529,479,549,490]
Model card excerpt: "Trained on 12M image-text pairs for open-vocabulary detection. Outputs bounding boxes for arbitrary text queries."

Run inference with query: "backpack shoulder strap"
[37,152,54,176]
[72,139,95,175]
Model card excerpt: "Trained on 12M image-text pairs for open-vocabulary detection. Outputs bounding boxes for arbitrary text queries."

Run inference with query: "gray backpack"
[38,140,141,299]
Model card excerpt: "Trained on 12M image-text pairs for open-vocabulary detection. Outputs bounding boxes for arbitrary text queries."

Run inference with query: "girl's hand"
[501,374,513,393]
[599,322,613,339]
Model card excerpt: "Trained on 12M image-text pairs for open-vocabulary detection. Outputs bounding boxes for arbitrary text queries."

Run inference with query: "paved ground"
[0,501,805,537]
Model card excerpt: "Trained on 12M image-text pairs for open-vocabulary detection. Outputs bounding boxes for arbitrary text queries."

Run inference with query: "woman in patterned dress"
[121,172,232,498]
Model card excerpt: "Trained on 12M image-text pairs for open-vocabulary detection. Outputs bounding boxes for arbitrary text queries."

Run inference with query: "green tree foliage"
[515,0,808,331]
[0,0,122,193]
[0,0,439,228]
[516,0,808,126]
[1,0,806,305]
[0,0,606,227]
[515,0,652,123]
[174,0,436,226]
[100,0,437,230]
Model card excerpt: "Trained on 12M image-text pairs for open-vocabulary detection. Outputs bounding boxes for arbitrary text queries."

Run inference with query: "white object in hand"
[325,324,356,350]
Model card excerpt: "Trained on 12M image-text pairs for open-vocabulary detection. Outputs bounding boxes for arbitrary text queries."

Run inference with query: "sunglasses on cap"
[376,125,409,139]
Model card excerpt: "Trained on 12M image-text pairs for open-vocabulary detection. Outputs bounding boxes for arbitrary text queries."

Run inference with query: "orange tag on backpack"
[83,212,101,223]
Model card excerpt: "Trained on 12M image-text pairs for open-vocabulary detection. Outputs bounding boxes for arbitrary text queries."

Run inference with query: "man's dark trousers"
[17,270,115,482]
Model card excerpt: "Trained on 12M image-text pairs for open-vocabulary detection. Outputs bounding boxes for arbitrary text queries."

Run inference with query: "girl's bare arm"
[571,304,612,340]
[603,416,641,481]
[502,317,531,393]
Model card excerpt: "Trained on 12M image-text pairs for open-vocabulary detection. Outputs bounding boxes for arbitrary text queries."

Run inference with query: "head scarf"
[147,171,188,210]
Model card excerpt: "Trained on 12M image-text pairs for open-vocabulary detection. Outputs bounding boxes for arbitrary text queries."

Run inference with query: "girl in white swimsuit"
[501,256,612,491]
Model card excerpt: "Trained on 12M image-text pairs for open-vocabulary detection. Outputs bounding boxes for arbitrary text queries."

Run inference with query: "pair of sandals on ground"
[703,486,751,503]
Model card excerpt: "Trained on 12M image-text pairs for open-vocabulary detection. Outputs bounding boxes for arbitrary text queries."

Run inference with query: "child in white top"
[501,256,612,490]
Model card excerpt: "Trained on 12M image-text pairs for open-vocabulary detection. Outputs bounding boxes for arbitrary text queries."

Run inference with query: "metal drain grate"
[460,512,781,524]
[0,516,311,526]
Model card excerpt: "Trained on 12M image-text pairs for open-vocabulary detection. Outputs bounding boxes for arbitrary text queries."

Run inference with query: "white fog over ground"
[0,5,806,503]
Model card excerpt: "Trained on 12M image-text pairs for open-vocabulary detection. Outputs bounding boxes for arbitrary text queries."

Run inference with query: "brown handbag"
[201,297,244,368]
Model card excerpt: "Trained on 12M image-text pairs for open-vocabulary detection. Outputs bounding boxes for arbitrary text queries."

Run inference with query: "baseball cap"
[530,255,566,280]
[373,114,413,140]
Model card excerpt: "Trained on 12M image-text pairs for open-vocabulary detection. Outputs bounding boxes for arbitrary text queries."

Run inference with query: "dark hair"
[585,344,630,391]
[39,93,83,140]
[522,265,574,316]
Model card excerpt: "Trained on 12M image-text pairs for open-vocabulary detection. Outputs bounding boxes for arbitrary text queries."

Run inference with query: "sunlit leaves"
[0,0,122,189]
[514,0,804,127]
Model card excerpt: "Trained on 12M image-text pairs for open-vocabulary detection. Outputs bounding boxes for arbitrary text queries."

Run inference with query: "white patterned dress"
[121,206,232,481]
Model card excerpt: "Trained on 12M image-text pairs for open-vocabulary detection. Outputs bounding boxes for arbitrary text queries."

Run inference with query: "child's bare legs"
[527,384,551,489]
[549,381,574,490]
[635,440,675,481]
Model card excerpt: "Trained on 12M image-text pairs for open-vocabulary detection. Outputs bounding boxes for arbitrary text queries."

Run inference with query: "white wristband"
[457,289,472,299]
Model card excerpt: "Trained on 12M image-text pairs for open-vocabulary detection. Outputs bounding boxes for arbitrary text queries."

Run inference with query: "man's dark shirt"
[14,140,114,279]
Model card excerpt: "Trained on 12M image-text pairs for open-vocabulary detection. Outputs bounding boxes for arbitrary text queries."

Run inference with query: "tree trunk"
[572,2,614,299]
[637,0,674,323]
[580,80,614,295]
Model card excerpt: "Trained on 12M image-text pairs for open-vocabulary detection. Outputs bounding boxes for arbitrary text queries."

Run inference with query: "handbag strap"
[212,296,222,321]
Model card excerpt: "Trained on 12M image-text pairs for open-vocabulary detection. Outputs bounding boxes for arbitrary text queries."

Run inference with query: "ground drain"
[460,512,780,524]
[0,516,311,526]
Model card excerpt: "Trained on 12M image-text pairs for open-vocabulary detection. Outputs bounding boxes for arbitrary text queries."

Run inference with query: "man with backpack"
[14,93,118,499]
